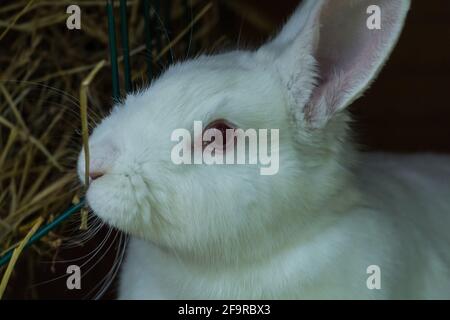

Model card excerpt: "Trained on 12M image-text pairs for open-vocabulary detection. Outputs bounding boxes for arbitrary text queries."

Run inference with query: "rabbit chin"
[85,174,157,240]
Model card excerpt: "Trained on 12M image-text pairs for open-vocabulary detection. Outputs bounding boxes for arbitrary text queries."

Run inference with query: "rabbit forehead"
[124,56,287,129]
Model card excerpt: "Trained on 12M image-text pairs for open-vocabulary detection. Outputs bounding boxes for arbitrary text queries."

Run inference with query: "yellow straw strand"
[0,216,44,299]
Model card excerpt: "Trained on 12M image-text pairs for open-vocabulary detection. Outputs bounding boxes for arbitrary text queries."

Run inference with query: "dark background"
[219,0,450,152]
[4,0,450,299]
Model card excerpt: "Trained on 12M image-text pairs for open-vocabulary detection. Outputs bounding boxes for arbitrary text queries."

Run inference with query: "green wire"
[0,200,85,268]
[119,0,132,93]
[107,0,121,101]
[143,0,153,80]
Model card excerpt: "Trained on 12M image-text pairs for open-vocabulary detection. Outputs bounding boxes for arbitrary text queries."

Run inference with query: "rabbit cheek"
[86,175,143,232]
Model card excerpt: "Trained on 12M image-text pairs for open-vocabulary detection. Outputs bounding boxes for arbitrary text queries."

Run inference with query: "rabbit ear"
[259,0,410,128]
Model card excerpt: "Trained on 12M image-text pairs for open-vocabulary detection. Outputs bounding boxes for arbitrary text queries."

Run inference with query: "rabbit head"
[78,0,410,260]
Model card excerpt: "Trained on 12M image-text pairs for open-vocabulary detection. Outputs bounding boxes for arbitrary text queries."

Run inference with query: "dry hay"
[0,0,220,298]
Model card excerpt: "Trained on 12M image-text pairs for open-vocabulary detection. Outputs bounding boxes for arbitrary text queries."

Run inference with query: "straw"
[0,201,85,269]
[0,216,43,299]
[79,60,106,230]
[0,0,220,298]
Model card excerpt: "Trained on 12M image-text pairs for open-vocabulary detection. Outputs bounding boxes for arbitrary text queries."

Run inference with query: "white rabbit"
[78,0,450,299]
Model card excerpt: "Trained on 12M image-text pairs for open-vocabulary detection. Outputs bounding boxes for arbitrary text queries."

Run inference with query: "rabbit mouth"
[83,171,170,239]
[85,174,138,223]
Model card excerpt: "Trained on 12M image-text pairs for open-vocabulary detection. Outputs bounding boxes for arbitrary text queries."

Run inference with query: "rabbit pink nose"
[88,156,112,181]
[85,142,119,182]
[89,170,105,181]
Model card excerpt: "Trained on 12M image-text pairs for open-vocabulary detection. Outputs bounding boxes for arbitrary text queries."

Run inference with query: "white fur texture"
[78,0,450,299]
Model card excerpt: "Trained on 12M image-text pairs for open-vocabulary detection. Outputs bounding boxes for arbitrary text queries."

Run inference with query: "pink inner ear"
[307,0,407,123]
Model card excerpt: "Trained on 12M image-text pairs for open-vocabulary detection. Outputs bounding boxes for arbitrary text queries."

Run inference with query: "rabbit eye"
[203,120,235,148]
